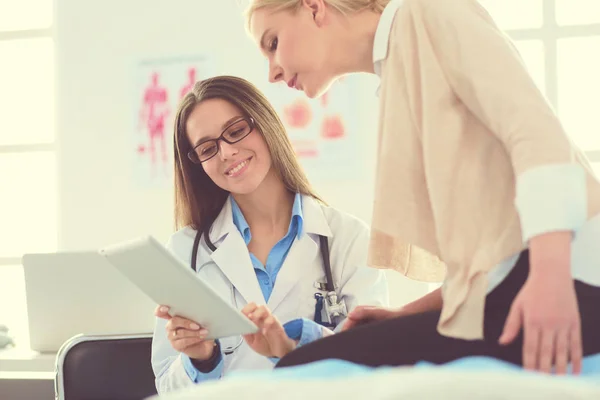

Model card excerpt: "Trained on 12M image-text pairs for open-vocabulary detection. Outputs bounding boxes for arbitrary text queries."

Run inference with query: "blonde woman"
[150,75,388,393]
[245,0,600,374]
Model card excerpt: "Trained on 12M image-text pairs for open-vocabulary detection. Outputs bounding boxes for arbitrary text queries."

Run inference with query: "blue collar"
[230,193,304,243]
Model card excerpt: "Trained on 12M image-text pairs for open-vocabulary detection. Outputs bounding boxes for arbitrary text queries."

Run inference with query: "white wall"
[55,0,429,306]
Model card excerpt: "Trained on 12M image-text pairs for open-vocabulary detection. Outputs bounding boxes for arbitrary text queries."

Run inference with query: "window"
[555,0,600,26]
[0,3,55,349]
[512,40,546,95]
[593,163,600,178]
[557,36,600,150]
[479,0,600,162]
[479,0,544,30]
[0,38,54,146]
[0,0,52,32]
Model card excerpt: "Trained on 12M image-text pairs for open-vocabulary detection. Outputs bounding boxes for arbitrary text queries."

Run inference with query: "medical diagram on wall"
[261,76,361,182]
[133,56,216,186]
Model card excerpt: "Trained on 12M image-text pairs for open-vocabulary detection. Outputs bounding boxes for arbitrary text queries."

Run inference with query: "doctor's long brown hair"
[173,75,323,250]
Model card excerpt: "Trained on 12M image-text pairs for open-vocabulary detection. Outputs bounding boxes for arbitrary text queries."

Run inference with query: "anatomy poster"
[133,56,216,186]
[262,76,361,182]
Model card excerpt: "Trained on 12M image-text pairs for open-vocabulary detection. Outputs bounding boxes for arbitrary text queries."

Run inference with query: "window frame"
[0,18,56,267]
[502,1,600,161]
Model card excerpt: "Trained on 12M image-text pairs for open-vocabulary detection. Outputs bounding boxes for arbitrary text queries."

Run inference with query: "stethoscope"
[190,230,347,356]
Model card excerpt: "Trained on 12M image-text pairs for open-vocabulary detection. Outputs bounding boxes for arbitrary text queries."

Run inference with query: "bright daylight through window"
[0,0,56,349]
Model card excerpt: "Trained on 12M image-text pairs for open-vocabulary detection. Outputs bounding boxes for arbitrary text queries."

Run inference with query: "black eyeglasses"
[187,117,255,164]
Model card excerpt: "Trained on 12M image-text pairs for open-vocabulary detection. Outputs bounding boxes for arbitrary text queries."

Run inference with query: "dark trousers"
[276,251,600,368]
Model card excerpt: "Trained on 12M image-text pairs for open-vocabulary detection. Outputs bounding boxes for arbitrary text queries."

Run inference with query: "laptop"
[22,251,157,353]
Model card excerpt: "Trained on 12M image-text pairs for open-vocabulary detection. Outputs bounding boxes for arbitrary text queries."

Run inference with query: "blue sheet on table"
[229,354,600,383]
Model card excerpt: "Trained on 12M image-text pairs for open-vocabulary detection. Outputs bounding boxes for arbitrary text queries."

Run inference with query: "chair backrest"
[55,333,158,400]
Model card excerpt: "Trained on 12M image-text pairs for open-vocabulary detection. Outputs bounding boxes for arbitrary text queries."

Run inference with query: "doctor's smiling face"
[173,76,320,237]
[185,98,272,195]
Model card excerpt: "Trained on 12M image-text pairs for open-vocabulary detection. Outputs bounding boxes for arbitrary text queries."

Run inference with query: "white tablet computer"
[99,235,258,339]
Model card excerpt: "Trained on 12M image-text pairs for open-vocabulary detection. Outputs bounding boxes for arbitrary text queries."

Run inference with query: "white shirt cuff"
[515,164,587,243]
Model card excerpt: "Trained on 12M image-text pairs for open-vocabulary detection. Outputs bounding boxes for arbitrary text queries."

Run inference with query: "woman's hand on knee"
[499,273,582,375]
[342,306,403,331]
[242,303,297,358]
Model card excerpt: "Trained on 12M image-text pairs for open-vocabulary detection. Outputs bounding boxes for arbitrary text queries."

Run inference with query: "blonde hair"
[173,75,323,249]
[245,0,390,31]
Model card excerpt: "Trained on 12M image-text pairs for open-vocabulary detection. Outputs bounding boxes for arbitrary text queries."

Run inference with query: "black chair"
[55,333,158,400]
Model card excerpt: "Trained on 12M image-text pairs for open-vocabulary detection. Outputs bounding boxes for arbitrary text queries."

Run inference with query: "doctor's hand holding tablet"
[101,229,301,364]
[155,301,300,360]
[154,306,216,362]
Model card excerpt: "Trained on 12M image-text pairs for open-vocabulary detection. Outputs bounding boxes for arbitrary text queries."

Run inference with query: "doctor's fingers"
[171,336,207,352]
[261,315,284,335]
[242,302,259,317]
[247,305,272,325]
[165,316,203,332]
[167,327,209,341]
[263,316,295,357]
[154,305,171,319]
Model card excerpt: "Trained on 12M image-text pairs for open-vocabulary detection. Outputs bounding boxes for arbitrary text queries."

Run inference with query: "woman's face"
[186,98,272,195]
[250,2,337,98]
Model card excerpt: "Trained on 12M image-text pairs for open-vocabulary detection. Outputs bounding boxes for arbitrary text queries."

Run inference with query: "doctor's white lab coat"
[151,195,389,393]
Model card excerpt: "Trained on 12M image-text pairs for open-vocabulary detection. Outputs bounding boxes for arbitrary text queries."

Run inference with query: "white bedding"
[150,367,600,400]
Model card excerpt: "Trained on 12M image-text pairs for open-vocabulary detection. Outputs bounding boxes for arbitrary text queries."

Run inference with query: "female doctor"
[150,75,388,393]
